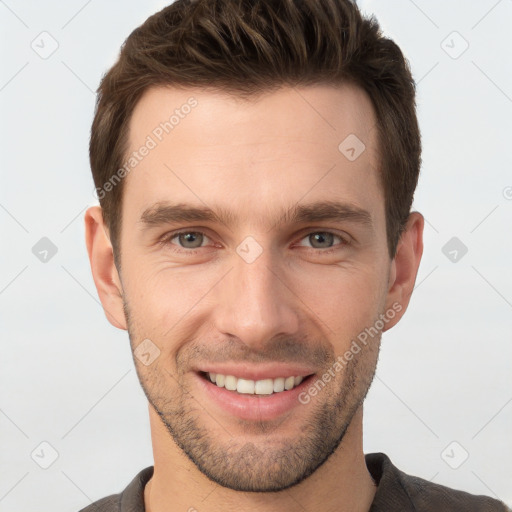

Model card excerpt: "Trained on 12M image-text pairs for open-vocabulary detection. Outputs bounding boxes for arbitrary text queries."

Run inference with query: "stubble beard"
[124,301,380,492]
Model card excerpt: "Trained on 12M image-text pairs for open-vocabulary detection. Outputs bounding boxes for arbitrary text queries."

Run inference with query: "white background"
[0,0,511,510]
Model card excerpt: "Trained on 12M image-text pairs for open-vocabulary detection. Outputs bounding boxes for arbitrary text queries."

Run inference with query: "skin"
[85,83,424,512]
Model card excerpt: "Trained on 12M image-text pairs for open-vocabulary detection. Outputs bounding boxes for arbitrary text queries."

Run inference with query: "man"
[82,0,509,510]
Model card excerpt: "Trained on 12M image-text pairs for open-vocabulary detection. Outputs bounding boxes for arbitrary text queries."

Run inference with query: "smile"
[204,371,308,395]
[194,367,316,421]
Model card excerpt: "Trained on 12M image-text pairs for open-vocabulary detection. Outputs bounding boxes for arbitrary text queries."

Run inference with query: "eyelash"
[159,229,351,255]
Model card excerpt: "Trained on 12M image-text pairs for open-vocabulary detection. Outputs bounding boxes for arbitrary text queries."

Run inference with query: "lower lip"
[193,372,314,422]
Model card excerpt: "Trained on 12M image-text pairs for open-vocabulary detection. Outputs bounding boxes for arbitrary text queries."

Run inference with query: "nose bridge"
[213,243,299,348]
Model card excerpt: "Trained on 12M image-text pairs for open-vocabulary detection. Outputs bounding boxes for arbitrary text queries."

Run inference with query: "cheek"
[293,263,385,339]
[122,262,218,337]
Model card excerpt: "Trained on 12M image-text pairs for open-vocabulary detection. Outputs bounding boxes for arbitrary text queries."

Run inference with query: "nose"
[213,246,300,351]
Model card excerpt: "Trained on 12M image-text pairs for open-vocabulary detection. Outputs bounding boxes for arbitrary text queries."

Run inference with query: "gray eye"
[307,232,335,249]
[177,232,204,249]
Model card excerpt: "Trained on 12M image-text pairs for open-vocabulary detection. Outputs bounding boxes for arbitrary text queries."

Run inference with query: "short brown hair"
[90,0,421,265]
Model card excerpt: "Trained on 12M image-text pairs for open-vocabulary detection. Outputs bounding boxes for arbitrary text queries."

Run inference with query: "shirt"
[78,452,510,511]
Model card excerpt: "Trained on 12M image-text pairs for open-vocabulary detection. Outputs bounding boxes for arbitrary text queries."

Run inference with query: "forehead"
[128,83,377,152]
[123,83,383,230]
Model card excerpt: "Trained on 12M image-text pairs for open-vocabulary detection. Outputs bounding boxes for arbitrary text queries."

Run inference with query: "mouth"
[194,370,316,422]
[198,371,313,396]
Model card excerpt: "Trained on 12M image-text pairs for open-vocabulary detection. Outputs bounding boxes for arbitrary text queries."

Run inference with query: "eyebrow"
[139,200,373,231]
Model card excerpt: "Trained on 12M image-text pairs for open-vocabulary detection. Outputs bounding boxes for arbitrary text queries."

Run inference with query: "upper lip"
[194,363,317,381]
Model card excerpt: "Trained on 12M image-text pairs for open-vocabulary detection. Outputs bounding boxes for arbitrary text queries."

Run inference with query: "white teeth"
[225,375,237,391]
[237,378,255,394]
[255,379,274,395]
[215,374,225,387]
[273,377,285,393]
[206,372,308,395]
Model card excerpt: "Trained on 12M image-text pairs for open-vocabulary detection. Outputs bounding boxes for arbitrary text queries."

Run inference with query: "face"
[107,84,404,491]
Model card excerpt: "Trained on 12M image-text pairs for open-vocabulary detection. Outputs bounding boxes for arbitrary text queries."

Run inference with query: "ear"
[84,205,127,330]
[382,211,424,332]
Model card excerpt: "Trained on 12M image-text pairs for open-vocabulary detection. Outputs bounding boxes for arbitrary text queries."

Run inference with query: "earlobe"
[84,206,127,330]
[383,212,424,332]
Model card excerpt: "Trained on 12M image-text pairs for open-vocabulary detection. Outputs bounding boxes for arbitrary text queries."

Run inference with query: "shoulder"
[79,494,120,512]
[400,470,509,511]
[77,466,154,512]
[366,452,510,511]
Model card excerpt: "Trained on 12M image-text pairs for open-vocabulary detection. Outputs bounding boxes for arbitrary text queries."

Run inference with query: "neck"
[144,404,376,512]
